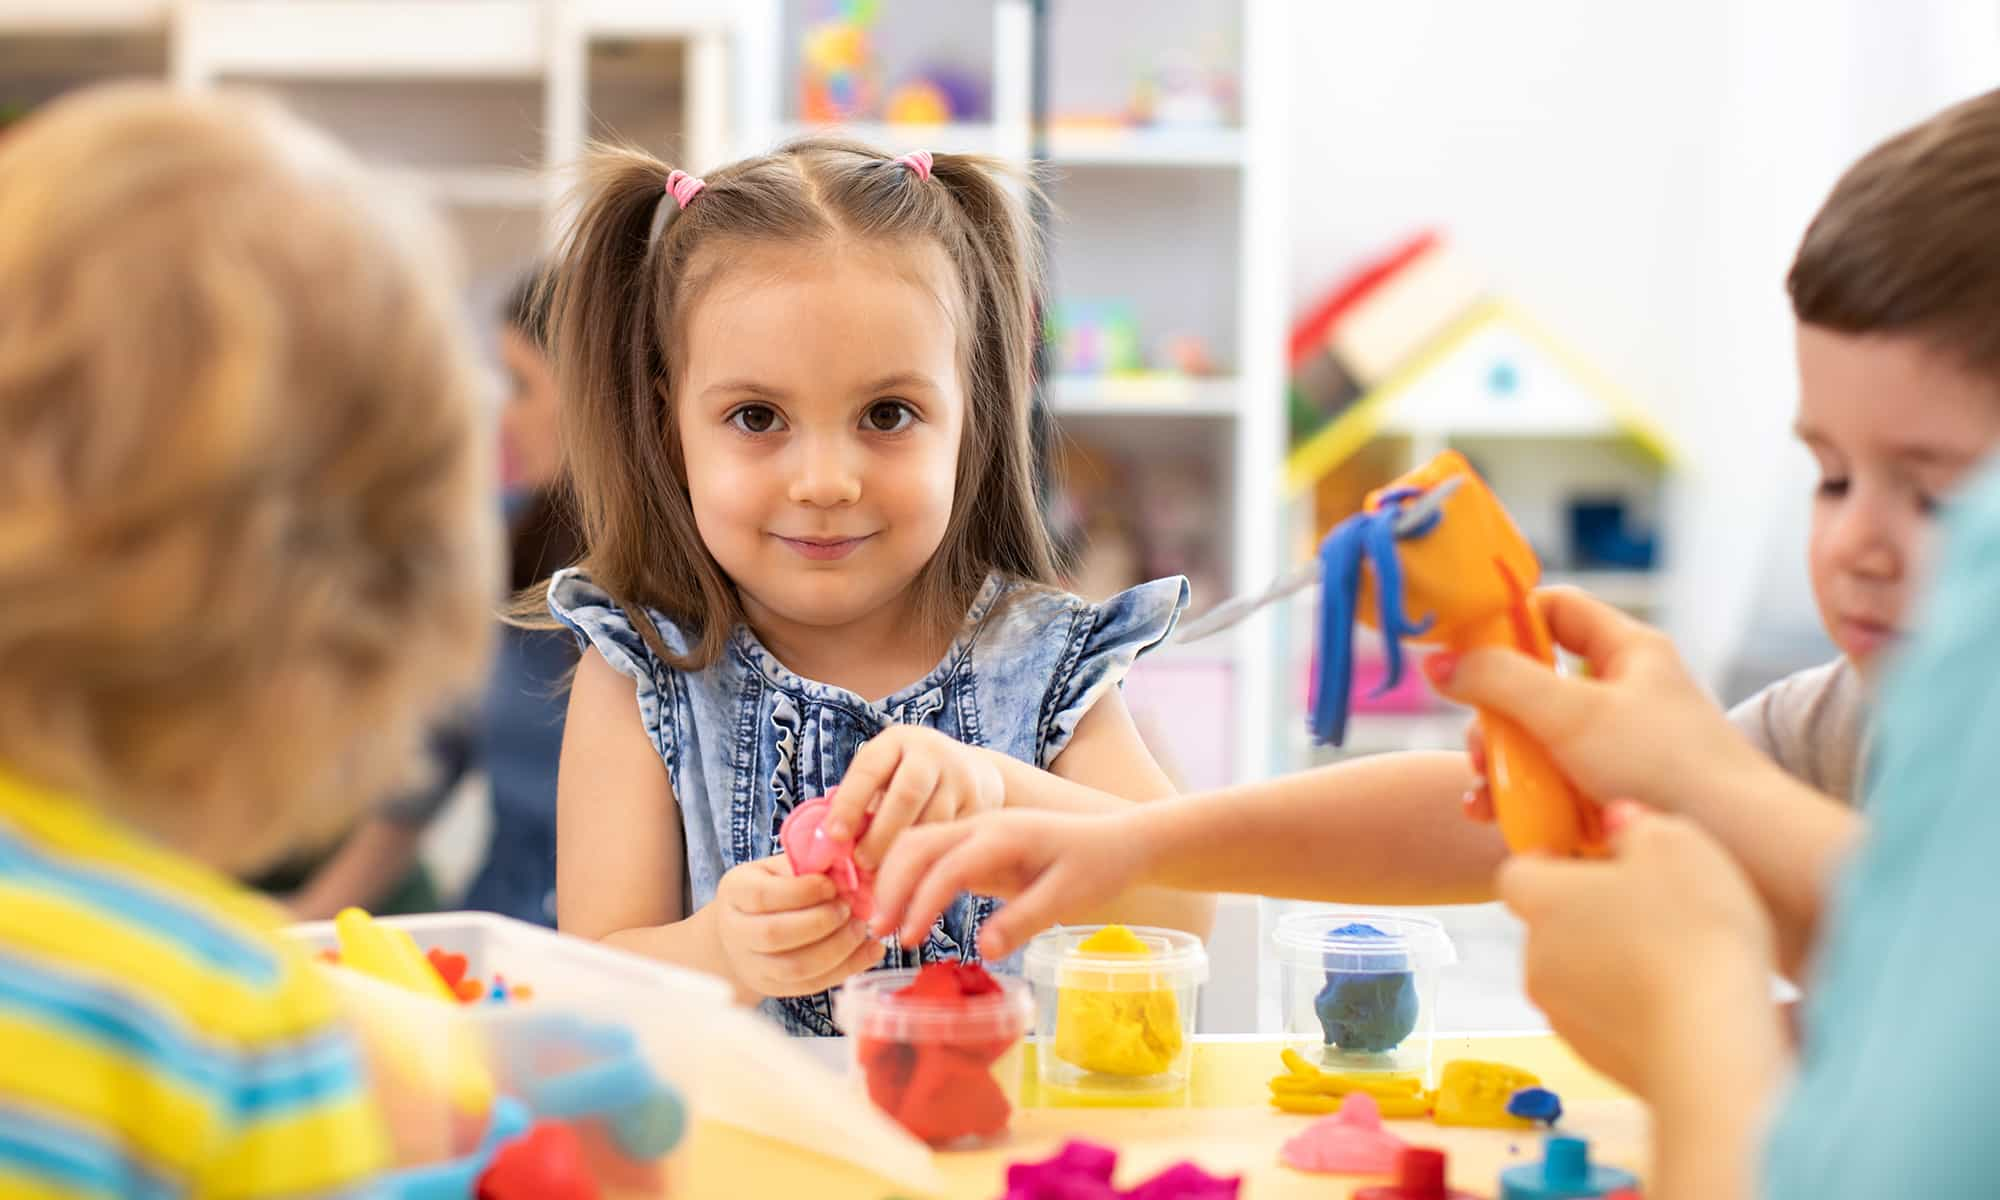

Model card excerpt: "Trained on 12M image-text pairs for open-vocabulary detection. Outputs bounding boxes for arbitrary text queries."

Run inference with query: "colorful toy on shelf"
[780,789,875,922]
[1004,1139,1241,1200]
[1158,332,1217,376]
[1267,1048,1431,1117]
[1354,1147,1484,1200]
[1050,300,1144,376]
[798,0,881,123]
[1498,1135,1639,1200]
[1432,1059,1543,1129]
[1507,1086,1564,1126]
[1181,451,1602,857]
[884,79,951,124]
[1280,1092,1411,1175]
[1052,924,1184,1077]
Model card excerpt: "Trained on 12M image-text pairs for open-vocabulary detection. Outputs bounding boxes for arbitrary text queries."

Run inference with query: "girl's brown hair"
[540,138,1057,669]
[0,85,495,873]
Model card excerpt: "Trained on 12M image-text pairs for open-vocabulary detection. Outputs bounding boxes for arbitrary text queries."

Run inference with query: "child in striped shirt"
[0,85,494,1197]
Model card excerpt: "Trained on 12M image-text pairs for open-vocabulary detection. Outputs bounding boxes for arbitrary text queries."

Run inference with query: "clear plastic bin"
[1023,924,1209,1099]
[1272,911,1455,1082]
[834,967,1033,1149]
[290,911,731,1198]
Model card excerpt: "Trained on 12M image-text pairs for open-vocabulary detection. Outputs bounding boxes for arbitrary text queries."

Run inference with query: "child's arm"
[871,748,1496,958]
[284,816,427,921]
[559,650,878,1004]
[1432,587,1864,978]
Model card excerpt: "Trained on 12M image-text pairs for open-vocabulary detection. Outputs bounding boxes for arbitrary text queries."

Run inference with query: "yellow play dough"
[1053,925,1185,1077]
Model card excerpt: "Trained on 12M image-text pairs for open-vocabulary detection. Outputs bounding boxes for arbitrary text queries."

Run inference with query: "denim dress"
[548,568,1189,1035]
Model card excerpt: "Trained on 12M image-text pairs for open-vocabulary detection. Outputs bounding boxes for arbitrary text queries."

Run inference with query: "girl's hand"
[1430,586,1772,821]
[1499,802,1782,1100]
[713,855,883,998]
[826,725,1005,872]
[871,809,1147,959]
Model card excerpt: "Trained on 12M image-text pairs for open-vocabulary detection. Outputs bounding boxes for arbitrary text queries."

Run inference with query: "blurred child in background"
[0,84,493,1193]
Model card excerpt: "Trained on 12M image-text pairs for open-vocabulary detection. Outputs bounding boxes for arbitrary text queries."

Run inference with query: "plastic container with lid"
[1273,911,1455,1082]
[290,910,731,1198]
[834,964,1034,1149]
[1023,924,1209,1100]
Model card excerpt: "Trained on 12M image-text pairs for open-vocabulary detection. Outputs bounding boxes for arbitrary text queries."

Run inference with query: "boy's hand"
[871,810,1146,959]
[1499,802,1781,1099]
[713,856,882,998]
[1434,586,1773,821]
[825,725,1005,871]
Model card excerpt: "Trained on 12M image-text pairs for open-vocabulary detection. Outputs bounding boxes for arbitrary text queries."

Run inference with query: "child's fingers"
[777,919,880,992]
[855,753,942,871]
[1461,786,1495,823]
[743,899,853,954]
[896,833,1034,948]
[804,931,890,994]
[1534,586,1660,671]
[1463,720,1489,777]
[1494,852,1606,923]
[973,867,1077,961]
[869,822,973,935]
[828,737,902,841]
[733,858,838,914]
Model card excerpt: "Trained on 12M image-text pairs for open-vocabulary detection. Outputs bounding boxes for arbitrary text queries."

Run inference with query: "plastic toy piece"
[1433,1060,1542,1129]
[428,947,470,990]
[381,1096,531,1200]
[1269,1048,1433,1117]
[1187,451,1602,857]
[780,789,875,922]
[1355,1147,1484,1200]
[502,1014,687,1161]
[476,1121,599,1200]
[335,907,456,1002]
[1317,922,1419,1053]
[1280,1093,1411,1175]
[1054,924,1184,1077]
[1002,1139,1241,1200]
[856,961,1016,1146]
[1498,1135,1639,1199]
[1507,1086,1563,1126]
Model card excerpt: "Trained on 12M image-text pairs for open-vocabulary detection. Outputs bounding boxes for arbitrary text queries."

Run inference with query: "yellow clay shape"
[1053,925,1184,1077]
[1430,1059,1541,1128]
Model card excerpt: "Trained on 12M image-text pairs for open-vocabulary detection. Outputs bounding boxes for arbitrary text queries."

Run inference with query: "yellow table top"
[691,1035,1645,1199]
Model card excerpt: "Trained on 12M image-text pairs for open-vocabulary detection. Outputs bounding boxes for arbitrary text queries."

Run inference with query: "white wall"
[1285,0,2000,687]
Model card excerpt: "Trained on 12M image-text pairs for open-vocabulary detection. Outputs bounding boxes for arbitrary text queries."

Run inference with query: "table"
[690,1034,1646,1198]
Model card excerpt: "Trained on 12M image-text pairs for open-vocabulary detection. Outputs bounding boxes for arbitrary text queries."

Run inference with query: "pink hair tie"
[665,168,705,209]
[894,150,934,181]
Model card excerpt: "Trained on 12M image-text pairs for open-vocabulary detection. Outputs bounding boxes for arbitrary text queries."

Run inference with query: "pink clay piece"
[1280,1092,1411,1175]
[779,791,876,922]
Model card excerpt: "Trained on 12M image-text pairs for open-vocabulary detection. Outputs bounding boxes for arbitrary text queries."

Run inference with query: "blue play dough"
[1313,922,1419,1053]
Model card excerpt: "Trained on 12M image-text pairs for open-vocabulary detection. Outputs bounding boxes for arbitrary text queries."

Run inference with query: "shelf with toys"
[744,0,1288,792]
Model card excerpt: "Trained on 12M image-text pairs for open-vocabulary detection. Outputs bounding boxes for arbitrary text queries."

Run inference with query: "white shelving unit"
[737,0,1289,794]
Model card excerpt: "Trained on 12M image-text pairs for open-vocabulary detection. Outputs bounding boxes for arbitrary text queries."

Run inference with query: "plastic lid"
[833,968,1033,1044]
[1272,912,1456,973]
[1022,924,1211,993]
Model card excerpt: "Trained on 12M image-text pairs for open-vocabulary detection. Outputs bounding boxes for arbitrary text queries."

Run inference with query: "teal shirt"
[1764,458,2000,1197]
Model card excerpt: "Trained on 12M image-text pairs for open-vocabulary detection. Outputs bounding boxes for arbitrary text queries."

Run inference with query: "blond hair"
[0,85,495,874]
[538,138,1057,669]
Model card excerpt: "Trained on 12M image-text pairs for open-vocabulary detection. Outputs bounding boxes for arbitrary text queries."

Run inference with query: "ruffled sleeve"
[1036,576,1190,766]
[547,567,684,768]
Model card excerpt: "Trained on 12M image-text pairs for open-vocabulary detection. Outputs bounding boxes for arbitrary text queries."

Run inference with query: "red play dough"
[477,1122,600,1200]
[854,961,1018,1146]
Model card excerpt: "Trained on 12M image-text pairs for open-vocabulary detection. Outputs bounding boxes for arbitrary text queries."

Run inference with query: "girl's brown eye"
[866,401,915,433]
[729,405,781,434]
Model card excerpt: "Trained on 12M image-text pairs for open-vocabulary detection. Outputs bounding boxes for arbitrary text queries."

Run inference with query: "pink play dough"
[779,790,875,921]
[1280,1093,1411,1175]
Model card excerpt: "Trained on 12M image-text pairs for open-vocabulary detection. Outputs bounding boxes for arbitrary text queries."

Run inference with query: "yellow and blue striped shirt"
[0,770,388,1198]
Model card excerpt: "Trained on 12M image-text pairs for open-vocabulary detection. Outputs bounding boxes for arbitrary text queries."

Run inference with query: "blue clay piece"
[1507,1087,1563,1125]
[1499,1135,1637,1200]
[1315,970,1418,1052]
[1314,922,1418,1053]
